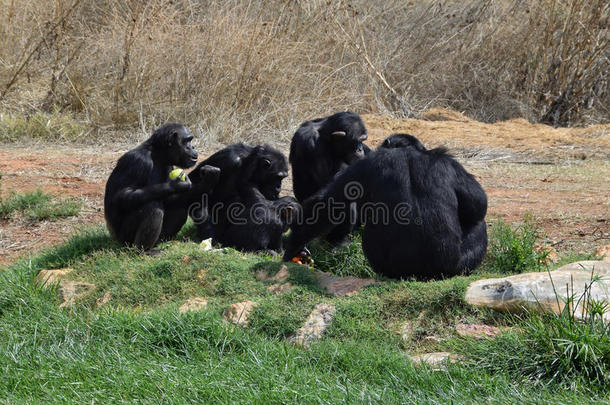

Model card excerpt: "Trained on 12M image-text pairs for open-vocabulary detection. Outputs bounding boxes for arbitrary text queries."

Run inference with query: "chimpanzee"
[379,133,427,152]
[289,111,370,202]
[283,134,488,279]
[212,146,301,254]
[215,191,301,255]
[104,123,220,251]
[289,111,370,244]
[189,143,289,239]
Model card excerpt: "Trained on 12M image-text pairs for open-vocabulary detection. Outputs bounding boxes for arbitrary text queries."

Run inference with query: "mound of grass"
[0,220,606,402]
[0,188,81,221]
[484,217,550,274]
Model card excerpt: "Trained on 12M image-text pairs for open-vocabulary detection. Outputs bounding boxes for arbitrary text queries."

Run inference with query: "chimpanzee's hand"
[199,165,221,187]
[169,176,192,193]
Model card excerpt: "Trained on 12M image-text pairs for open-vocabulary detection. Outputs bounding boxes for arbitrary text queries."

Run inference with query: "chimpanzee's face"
[324,112,368,164]
[168,126,198,168]
[251,147,289,200]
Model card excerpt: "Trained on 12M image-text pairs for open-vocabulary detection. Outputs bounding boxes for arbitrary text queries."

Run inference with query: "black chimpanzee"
[379,133,426,152]
[211,146,300,254]
[189,143,289,239]
[289,111,370,202]
[283,134,488,279]
[289,111,370,244]
[104,123,220,251]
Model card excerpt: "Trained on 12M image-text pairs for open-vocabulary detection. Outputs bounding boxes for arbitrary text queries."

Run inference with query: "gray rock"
[291,303,337,347]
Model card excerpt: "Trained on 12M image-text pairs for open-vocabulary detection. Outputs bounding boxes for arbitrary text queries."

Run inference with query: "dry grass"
[0,0,608,144]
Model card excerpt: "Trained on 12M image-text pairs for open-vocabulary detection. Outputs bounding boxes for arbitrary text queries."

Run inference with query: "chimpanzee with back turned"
[104,123,220,251]
[289,111,370,244]
[188,143,289,239]
[284,134,488,279]
[213,146,301,254]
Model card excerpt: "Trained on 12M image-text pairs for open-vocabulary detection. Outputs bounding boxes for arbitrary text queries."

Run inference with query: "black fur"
[284,134,487,279]
[189,143,289,239]
[104,123,220,250]
[379,133,427,152]
[289,111,369,244]
[289,111,369,202]
[212,146,300,254]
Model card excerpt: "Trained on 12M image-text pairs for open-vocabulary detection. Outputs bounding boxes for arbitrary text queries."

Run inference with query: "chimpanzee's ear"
[168,131,179,147]
[331,131,346,137]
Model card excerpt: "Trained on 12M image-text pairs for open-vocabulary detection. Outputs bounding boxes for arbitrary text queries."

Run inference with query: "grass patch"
[0,111,90,142]
[307,231,375,278]
[0,219,606,402]
[0,188,81,221]
[461,277,610,392]
[484,217,550,274]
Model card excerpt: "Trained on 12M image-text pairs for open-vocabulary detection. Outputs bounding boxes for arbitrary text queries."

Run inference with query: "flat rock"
[455,323,502,339]
[179,297,208,313]
[596,245,610,262]
[35,268,73,287]
[409,352,462,369]
[256,265,290,283]
[315,272,378,297]
[267,283,294,295]
[465,261,610,321]
[223,300,258,326]
[58,281,95,307]
[96,291,112,307]
[291,303,337,347]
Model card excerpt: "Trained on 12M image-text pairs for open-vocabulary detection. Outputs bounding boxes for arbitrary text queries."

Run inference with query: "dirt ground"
[1,109,608,266]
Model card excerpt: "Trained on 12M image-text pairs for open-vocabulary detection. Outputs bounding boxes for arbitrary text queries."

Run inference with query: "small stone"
[596,245,610,262]
[179,297,208,313]
[291,303,337,347]
[315,272,378,296]
[409,352,462,369]
[35,268,73,288]
[422,336,442,344]
[267,283,294,295]
[455,323,502,339]
[58,281,95,307]
[400,321,414,341]
[223,300,258,326]
[256,265,290,283]
[96,291,112,307]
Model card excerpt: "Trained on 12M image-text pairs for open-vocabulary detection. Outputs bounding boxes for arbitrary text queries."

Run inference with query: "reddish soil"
[1,110,608,266]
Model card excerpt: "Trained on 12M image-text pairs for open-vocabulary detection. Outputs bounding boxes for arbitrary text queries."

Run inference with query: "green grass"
[0,188,81,221]
[461,281,610,390]
[0,221,607,403]
[484,217,550,274]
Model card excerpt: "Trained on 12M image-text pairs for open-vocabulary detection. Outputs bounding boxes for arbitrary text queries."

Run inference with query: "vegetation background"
[0,0,607,144]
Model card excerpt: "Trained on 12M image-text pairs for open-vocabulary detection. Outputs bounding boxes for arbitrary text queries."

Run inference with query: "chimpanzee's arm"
[114,180,187,210]
[283,158,370,261]
[451,161,487,226]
